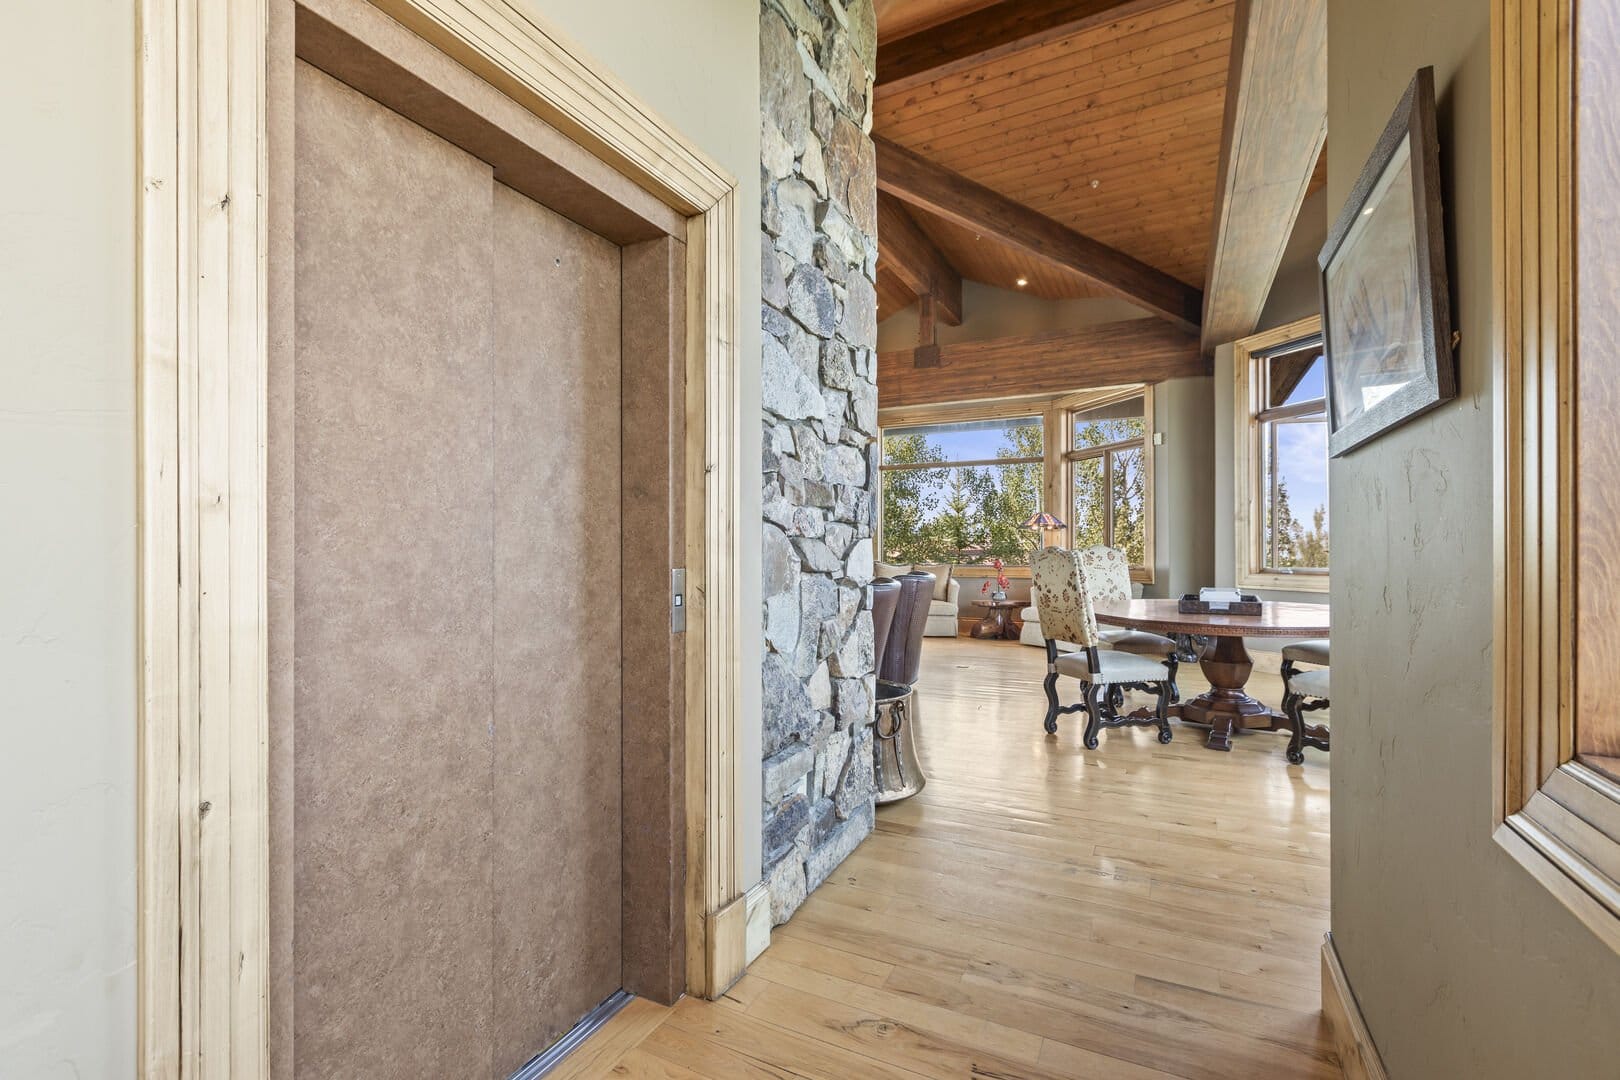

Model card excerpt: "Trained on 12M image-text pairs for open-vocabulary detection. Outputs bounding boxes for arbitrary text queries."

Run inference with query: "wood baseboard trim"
[743,881,771,966]
[1322,932,1388,1080]
[703,883,762,998]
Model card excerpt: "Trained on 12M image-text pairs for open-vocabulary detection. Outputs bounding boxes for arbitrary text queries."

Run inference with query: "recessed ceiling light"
[1016,277,1028,288]
[1090,179,1100,189]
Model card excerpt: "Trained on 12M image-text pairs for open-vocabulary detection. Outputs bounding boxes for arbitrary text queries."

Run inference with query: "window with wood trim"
[878,413,1044,566]
[1066,392,1151,572]
[1495,0,1620,953]
[1234,317,1330,593]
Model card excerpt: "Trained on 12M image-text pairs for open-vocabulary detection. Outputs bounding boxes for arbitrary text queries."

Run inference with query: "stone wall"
[758,0,879,926]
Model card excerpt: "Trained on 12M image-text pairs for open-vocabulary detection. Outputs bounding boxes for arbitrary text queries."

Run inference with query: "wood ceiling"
[874,0,1238,316]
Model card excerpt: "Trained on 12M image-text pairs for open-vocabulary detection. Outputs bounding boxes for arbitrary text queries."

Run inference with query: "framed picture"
[1318,66,1456,457]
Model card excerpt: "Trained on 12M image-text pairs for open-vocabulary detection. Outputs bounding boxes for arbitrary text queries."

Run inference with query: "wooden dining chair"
[1078,545,1180,703]
[1284,666,1331,764]
[1031,547,1174,749]
[1279,639,1329,718]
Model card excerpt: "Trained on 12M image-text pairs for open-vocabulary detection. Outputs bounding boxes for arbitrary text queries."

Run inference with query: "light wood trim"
[1491,0,1620,951]
[1200,0,1327,354]
[1232,315,1329,594]
[1320,933,1389,1080]
[366,0,730,214]
[874,136,1204,330]
[138,0,749,1071]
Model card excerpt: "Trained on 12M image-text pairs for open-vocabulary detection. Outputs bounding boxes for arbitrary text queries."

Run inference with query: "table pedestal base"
[1170,634,1288,751]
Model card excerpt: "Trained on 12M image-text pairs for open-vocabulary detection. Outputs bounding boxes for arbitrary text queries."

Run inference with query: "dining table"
[1093,598,1330,752]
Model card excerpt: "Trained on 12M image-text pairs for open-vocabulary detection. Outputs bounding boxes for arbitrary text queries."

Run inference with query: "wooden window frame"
[1493,0,1620,954]
[1233,316,1331,594]
[875,386,1155,583]
[875,404,1047,570]
[1064,384,1156,584]
[136,0,748,1074]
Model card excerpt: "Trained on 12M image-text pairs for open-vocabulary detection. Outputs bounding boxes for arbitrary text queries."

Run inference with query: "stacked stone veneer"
[758,0,880,926]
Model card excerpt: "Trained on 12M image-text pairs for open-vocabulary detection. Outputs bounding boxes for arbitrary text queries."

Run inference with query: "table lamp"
[1023,512,1066,549]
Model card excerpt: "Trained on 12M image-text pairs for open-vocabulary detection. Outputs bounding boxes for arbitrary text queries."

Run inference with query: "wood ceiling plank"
[876,136,1202,328]
[1199,0,1327,353]
[876,0,1187,95]
[875,0,1230,122]
[878,319,1205,408]
[888,59,1230,164]
[876,192,965,324]
[875,0,1003,44]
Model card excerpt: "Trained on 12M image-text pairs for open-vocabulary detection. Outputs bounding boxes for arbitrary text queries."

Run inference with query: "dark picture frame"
[1318,66,1456,457]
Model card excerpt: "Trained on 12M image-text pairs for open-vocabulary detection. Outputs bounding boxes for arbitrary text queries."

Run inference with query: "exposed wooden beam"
[875,136,1203,331]
[876,0,1182,96]
[877,319,1204,408]
[1200,0,1327,353]
[876,192,964,325]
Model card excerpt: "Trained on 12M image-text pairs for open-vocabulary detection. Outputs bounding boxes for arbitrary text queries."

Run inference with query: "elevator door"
[291,60,623,1078]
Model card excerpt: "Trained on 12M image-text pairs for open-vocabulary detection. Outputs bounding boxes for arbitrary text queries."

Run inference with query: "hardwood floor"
[565,637,1336,1079]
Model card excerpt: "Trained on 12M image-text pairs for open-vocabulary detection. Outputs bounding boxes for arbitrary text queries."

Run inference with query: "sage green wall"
[1328,1,1620,1076]
[0,3,137,1076]
[876,280,1147,351]
[512,0,765,882]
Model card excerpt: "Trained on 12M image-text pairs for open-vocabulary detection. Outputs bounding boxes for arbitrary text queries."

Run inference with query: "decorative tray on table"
[1177,589,1262,616]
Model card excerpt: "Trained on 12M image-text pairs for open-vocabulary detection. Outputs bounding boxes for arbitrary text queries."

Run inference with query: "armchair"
[925,576,961,637]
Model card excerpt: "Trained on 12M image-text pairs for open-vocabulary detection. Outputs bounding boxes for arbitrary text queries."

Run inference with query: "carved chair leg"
[1042,670,1061,734]
[1155,679,1173,743]
[1081,682,1104,750]
[1109,685,1125,712]
[1164,655,1180,704]
[1285,692,1306,765]
[1280,658,1298,718]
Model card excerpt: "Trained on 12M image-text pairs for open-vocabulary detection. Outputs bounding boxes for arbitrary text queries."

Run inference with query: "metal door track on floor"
[508,989,634,1080]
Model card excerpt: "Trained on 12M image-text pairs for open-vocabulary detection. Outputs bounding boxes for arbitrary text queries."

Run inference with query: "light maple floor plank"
[584,637,1336,1079]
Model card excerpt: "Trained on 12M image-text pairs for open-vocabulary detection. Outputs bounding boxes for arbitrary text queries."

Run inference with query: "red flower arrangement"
[980,557,1011,598]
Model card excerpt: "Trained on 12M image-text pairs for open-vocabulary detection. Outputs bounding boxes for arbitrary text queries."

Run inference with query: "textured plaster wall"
[0,2,137,1075]
[1328,0,1620,1075]
[875,281,1148,351]
[513,0,766,883]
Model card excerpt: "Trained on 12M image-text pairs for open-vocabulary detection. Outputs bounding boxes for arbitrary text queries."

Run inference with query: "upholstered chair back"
[1030,548,1101,648]
[880,571,934,686]
[1079,545,1133,603]
[870,578,901,678]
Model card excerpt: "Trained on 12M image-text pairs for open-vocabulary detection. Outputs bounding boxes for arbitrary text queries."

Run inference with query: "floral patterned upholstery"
[1030,547,1101,648]
[1078,545,1133,603]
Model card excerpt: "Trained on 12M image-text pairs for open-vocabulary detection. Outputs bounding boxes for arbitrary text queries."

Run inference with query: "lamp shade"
[1023,512,1066,531]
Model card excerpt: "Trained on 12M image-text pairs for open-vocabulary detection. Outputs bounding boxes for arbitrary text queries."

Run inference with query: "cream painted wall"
[1329,1,1620,1075]
[513,0,765,883]
[0,2,137,1076]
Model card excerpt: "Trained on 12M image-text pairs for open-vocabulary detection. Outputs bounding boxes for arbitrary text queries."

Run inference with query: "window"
[1067,393,1150,571]
[1497,0,1620,951]
[878,414,1044,566]
[1235,317,1329,592]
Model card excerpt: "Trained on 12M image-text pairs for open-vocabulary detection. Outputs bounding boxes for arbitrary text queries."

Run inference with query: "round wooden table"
[1094,599,1330,752]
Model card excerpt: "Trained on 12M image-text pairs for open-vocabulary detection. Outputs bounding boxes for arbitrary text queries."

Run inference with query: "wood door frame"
[135,1,747,1074]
